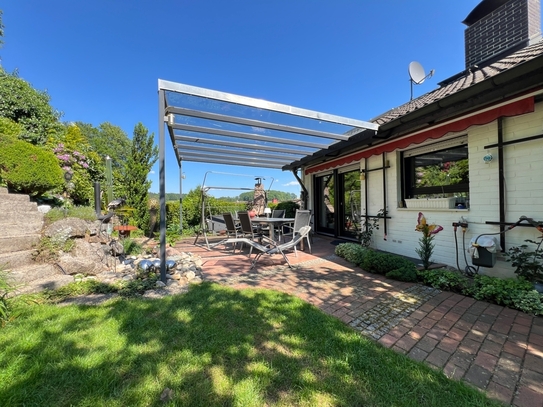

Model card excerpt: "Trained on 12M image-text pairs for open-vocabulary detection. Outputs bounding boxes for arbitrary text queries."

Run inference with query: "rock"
[166,247,182,257]
[57,240,108,276]
[155,280,166,288]
[44,218,93,239]
[184,270,196,281]
[37,205,52,213]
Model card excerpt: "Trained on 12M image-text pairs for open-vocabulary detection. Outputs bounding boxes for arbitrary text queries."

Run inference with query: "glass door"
[339,170,361,239]
[315,173,335,235]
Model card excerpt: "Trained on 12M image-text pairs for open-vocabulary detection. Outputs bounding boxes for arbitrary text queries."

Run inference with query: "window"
[402,137,469,206]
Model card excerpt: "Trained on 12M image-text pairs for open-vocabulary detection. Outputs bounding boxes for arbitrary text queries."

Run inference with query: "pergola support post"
[158,88,167,283]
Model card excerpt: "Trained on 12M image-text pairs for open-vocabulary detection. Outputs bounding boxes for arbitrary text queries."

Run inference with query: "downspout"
[498,117,506,251]
[382,153,387,240]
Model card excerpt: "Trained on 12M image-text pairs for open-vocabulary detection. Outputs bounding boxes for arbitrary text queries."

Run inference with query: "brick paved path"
[184,236,543,407]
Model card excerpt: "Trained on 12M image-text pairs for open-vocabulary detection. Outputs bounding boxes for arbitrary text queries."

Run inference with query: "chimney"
[463,0,542,69]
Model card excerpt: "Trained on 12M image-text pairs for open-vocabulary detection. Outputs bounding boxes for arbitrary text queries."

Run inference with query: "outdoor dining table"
[251,217,294,243]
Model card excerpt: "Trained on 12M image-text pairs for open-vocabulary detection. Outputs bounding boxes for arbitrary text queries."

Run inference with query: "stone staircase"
[0,187,73,294]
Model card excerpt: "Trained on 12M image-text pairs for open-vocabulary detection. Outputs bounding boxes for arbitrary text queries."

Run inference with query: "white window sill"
[397,207,469,212]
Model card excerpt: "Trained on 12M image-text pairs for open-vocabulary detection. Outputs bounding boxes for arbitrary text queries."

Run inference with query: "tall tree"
[120,123,158,230]
[76,122,130,171]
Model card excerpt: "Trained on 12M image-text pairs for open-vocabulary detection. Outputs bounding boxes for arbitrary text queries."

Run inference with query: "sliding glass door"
[314,168,361,240]
[315,173,335,235]
[339,170,361,239]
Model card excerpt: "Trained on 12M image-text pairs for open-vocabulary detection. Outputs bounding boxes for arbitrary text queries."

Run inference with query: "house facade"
[295,0,543,278]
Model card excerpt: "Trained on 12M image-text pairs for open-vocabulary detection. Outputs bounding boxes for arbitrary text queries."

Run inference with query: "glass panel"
[317,174,335,232]
[341,170,361,239]
[414,145,469,188]
[407,144,470,206]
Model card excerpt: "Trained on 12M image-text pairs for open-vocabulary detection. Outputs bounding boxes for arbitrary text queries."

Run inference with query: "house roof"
[289,39,543,171]
[372,40,543,127]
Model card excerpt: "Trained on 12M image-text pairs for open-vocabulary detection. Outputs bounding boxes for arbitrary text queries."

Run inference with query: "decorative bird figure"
[107,197,126,210]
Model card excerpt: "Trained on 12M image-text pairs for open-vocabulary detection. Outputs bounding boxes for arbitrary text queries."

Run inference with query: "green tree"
[119,123,158,230]
[76,122,130,171]
[0,68,63,145]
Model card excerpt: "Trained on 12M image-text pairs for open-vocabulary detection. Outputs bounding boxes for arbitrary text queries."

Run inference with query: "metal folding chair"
[223,226,311,269]
[282,210,312,255]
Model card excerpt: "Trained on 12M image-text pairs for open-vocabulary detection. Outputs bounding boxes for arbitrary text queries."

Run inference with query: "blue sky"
[1,1,481,196]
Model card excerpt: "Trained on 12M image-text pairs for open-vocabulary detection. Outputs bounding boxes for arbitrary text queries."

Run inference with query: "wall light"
[359,170,366,181]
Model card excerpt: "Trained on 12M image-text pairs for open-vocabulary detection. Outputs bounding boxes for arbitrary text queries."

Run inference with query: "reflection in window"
[403,144,469,207]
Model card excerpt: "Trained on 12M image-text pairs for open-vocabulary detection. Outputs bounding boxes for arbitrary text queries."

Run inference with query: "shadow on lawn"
[0,282,499,407]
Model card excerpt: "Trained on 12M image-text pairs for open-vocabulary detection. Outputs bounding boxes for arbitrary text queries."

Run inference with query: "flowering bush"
[53,143,97,205]
[415,212,443,270]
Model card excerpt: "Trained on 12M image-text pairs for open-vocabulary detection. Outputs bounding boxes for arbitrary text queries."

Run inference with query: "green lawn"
[0,283,501,407]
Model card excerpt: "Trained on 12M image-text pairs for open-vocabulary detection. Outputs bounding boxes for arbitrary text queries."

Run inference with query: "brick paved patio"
[180,234,543,407]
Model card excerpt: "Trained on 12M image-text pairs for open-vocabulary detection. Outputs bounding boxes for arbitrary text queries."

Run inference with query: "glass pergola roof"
[158,79,378,170]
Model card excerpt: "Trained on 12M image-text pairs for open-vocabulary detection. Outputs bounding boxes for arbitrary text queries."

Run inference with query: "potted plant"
[506,237,543,293]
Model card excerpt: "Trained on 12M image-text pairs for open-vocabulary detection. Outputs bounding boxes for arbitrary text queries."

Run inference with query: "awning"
[158,79,378,170]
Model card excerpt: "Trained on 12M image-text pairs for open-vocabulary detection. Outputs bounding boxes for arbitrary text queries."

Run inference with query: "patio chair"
[259,209,286,237]
[271,209,285,218]
[222,212,242,253]
[224,226,311,269]
[237,211,264,256]
[282,210,312,255]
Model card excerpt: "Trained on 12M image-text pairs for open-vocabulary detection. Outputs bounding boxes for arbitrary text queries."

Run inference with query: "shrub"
[510,290,543,315]
[358,250,418,281]
[335,243,368,265]
[0,139,63,195]
[471,275,534,307]
[417,269,469,293]
[275,201,300,218]
[122,238,142,256]
[505,238,543,283]
[386,266,418,282]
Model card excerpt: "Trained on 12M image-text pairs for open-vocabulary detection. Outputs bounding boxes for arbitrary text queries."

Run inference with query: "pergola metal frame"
[156,79,378,282]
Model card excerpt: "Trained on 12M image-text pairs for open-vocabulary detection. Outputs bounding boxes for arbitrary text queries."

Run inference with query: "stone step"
[7,263,62,284]
[12,274,75,295]
[0,222,43,236]
[0,200,38,211]
[0,234,41,254]
[0,249,36,269]
[6,263,62,284]
[0,192,31,203]
[0,211,44,225]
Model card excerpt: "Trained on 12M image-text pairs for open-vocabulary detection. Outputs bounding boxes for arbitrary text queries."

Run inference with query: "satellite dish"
[408,61,435,100]
[408,61,426,84]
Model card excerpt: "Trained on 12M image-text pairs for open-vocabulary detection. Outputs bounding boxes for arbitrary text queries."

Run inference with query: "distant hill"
[148,190,297,202]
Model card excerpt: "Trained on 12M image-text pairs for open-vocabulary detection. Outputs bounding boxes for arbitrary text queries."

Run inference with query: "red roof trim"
[305,97,534,175]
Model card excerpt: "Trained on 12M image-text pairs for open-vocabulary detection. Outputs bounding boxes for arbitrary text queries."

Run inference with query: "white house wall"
[309,100,543,278]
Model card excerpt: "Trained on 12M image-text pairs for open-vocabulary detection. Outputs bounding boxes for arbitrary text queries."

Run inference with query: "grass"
[0,283,501,407]
[44,206,98,224]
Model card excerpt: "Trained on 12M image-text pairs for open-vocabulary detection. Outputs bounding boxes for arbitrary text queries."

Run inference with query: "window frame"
[401,136,469,201]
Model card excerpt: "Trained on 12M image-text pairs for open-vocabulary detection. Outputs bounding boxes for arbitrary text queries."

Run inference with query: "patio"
[178,234,543,407]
